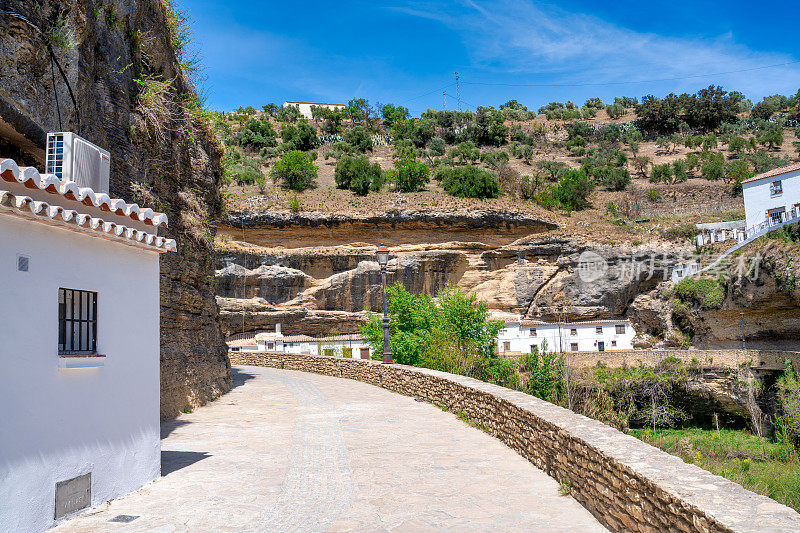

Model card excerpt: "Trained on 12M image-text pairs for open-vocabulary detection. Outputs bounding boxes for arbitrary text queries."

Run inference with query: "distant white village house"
[677,163,800,283]
[497,319,635,355]
[282,101,346,120]
[227,324,374,359]
[0,135,175,531]
[742,162,800,235]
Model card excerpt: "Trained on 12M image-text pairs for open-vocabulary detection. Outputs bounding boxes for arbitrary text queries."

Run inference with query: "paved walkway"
[56,366,605,532]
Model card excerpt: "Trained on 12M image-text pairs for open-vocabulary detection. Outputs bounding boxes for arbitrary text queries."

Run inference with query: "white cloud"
[394,0,800,97]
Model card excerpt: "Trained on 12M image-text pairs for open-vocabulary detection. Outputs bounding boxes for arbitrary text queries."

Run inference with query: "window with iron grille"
[596,326,603,334]
[771,180,783,196]
[615,324,625,334]
[58,288,97,354]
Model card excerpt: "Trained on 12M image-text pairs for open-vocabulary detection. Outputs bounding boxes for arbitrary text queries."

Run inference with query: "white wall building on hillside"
[282,101,345,120]
[497,319,635,355]
[0,155,175,531]
[227,325,374,359]
[742,163,800,235]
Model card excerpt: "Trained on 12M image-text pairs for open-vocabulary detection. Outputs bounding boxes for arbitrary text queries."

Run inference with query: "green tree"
[683,85,740,132]
[535,160,569,181]
[334,154,382,195]
[381,103,410,126]
[361,284,509,385]
[701,152,725,180]
[237,117,277,149]
[650,163,673,183]
[672,159,688,183]
[388,151,429,192]
[270,150,317,191]
[436,165,500,199]
[281,120,317,151]
[553,170,593,210]
[449,141,481,165]
[758,127,784,151]
[275,105,301,123]
[728,136,747,155]
[343,125,373,152]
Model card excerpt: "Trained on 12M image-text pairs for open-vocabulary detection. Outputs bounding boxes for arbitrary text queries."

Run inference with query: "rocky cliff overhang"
[223,209,559,230]
[219,209,559,248]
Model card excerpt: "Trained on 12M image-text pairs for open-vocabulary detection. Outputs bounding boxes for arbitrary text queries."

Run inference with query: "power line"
[401,82,455,104]
[455,71,461,111]
[461,60,800,88]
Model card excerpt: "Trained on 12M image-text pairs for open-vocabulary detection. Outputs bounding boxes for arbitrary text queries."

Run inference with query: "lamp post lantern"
[376,245,392,364]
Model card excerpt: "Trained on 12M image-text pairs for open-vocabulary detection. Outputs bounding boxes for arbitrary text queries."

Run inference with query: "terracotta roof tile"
[742,162,800,184]
[0,158,175,252]
[0,158,169,227]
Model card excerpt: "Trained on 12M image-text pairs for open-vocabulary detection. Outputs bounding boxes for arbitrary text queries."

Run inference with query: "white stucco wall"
[282,101,345,119]
[497,321,634,354]
[0,213,161,532]
[743,169,800,230]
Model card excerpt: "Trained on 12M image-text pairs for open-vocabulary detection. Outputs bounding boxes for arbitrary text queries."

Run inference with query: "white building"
[0,157,175,531]
[695,220,746,246]
[282,101,345,119]
[497,319,635,355]
[742,163,800,236]
[227,325,374,359]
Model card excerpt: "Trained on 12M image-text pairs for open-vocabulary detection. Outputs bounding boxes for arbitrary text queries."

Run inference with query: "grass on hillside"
[629,427,800,512]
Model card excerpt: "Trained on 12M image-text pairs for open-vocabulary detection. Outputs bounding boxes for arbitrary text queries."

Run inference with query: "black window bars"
[58,288,97,354]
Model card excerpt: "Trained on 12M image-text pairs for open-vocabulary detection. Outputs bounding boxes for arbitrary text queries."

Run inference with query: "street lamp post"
[376,245,392,364]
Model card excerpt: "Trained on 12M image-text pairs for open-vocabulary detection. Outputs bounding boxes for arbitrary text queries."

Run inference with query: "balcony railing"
[745,206,800,240]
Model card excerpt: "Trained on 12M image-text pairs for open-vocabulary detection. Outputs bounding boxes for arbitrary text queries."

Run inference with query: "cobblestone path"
[55,366,605,532]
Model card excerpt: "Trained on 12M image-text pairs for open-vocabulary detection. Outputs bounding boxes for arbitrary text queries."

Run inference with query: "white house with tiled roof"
[282,100,345,119]
[742,162,800,235]
[0,155,174,531]
[227,325,374,359]
[497,319,635,355]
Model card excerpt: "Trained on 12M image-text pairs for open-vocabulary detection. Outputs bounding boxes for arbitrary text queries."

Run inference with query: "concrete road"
[55,365,605,532]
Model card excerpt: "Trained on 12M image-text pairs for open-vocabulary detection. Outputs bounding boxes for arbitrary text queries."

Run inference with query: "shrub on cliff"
[553,170,593,211]
[334,155,383,195]
[342,126,373,153]
[387,155,429,192]
[775,361,800,450]
[237,117,277,149]
[436,165,500,199]
[270,150,316,191]
[673,277,725,309]
[361,284,513,387]
[280,120,317,151]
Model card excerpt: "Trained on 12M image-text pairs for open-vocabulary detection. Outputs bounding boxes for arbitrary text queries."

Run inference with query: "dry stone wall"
[540,349,800,371]
[230,352,800,533]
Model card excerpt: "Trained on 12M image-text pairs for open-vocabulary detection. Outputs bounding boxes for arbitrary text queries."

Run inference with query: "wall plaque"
[55,472,91,519]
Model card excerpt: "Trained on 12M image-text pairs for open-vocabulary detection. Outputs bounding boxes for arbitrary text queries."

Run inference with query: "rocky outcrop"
[0,0,230,417]
[216,214,693,338]
[675,238,800,350]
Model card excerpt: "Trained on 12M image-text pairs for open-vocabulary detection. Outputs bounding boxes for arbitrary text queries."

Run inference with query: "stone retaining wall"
[548,349,800,371]
[230,352,800,533]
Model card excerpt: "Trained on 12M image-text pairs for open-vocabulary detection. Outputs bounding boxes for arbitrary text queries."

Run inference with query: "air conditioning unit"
[46,132,110,193]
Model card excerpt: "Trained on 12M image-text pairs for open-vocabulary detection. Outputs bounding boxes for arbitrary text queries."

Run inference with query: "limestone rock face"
[0,0,231,418]
[215,216,693,340]
[687,241,800,350]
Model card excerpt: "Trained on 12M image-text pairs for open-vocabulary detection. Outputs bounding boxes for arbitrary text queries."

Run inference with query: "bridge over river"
[55,366,604,532]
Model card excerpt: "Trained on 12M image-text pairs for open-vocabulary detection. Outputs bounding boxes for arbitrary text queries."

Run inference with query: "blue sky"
[181,0,800,115]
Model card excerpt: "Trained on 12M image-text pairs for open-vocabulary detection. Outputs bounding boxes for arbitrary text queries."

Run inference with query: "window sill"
[58,354,106,369]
